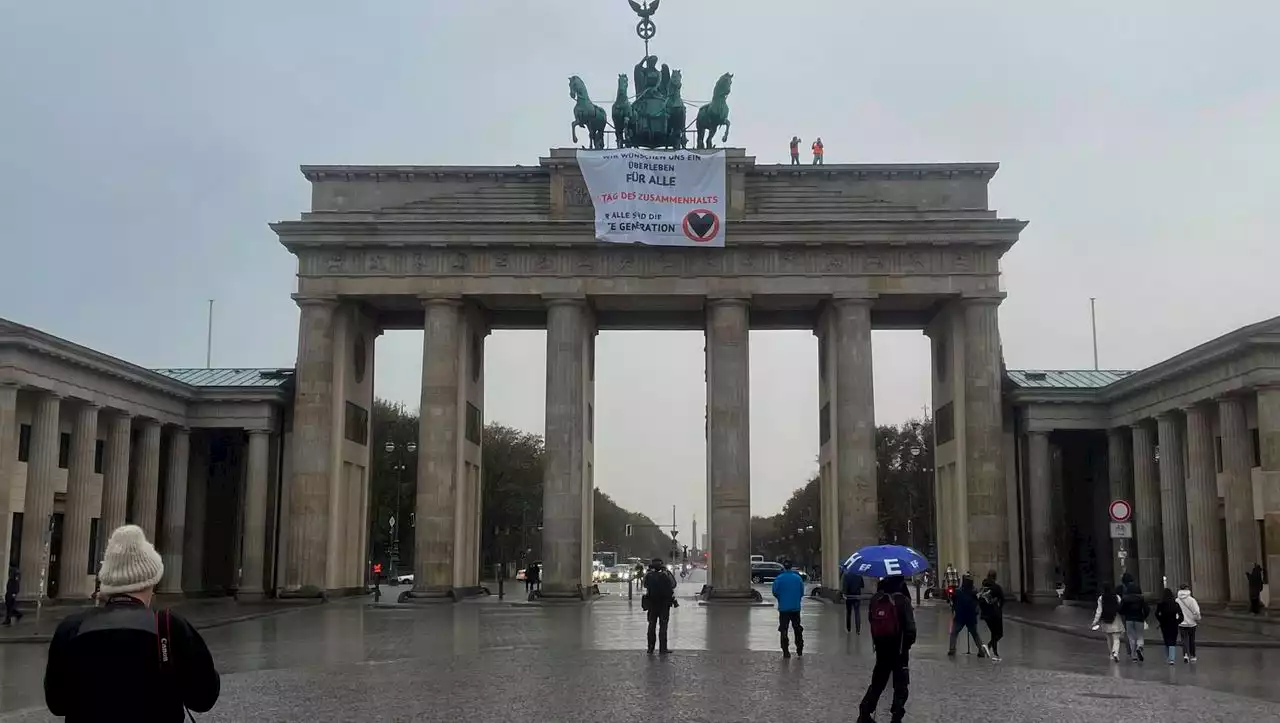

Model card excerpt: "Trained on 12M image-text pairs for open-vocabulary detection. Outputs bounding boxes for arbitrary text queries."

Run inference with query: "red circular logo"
[682,209,721,243]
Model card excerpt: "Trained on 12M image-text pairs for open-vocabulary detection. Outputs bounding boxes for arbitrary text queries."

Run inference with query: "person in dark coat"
[1118,571,1149,661]
[3,566,22,625]
[842,565,865,634]
[1247,563,1265,615]
[43,525,219,721]
[642,558,676,654]
[947,575,988,657]
[978,569,1006,661]
[857,575,917,723]
[525,562,541,593]
[1153,587,1183,665]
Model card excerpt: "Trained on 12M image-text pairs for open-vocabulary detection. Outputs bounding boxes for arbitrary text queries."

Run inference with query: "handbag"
[641,594,650,611]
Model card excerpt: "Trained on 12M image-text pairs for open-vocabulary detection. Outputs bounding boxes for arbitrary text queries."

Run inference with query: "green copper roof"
[151,368,293,388]
[1006,369,1133,390]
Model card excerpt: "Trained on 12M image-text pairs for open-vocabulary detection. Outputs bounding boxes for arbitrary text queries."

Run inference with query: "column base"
[236,589,268,602]
[277,585,328,601]
[814,586,844,604]
[700,586,765,605]
[530,584,597,602]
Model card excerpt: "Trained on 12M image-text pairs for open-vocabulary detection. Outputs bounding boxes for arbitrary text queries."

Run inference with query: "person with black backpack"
[842,565,865,634]
[44,524,219,721]
[641,558,677,655]
[978,569,1005,662]
[857,575,917,723]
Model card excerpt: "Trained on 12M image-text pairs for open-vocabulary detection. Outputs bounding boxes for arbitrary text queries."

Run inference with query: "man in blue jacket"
[772,560,806,657]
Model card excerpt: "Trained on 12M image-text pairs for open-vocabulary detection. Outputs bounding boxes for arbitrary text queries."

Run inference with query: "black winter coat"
[44,595,220,722]
[951,586,980,625]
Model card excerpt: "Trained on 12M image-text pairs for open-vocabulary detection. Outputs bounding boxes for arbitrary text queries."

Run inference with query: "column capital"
[168,424,191,434]
[1155,409,1180,421]
[420,295,464,308]
[1180,401,1208,414]
[36,389,65,401]
[112,409,135,422]
[292,294,339,309]
[541,294,588,308]
[76,400,102,411]
[959,294,1006,307]
[830,294,877,305]
[705,295,750,307]
[246,427,272,436]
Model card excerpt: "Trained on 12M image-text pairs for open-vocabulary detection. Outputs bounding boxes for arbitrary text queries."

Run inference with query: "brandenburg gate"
[270,148,1027,600]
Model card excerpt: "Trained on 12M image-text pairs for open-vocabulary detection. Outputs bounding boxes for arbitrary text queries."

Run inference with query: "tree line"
[368,399,676,576]
[749,419,936,568]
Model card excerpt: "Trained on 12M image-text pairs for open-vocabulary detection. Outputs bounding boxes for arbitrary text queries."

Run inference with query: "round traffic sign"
[1109,499,1132,523]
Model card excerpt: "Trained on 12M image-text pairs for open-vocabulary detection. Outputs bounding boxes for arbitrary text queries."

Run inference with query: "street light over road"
[384,440,416,578]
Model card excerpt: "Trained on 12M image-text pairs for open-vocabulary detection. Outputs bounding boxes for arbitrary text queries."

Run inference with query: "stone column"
[1184,403,1225,603]
[18,392,60,601]
[157,427,190,594]
[1107,427,1136,584]
[1131,422,1162,594]
[182,433,208,594]
[130,419,162,540]
[413,298,462,596]
[1027,430,1055,601]
[962,299,1008,579]
[285,297,337,593]
[833,299,877,560]
[0,384,18,567]
[59,403,100,599]
[1219,395,1259,604]
[1258,387,1280,589]
[706,298,752,599]
[1156,412,1191,589]
[100,412,132,537]
[541,298,591,598]
[239,429,271,599]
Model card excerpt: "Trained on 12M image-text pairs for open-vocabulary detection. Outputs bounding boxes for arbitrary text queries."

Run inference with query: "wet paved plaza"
[2,572,1277,721]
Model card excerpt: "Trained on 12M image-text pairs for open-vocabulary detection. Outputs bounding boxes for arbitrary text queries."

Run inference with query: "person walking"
[1091,581,1125,662]
[1154,587,1184,665]
[772,560,806,658]
[1118,572,1149,662]
[947,575,989,658]
[842,565,865,634]
[526,562,540,593]
[789,136,801,165]
[1175,584,1202,662]
[857,575,917,723]
[43,524,220,720]
[641,558,676,654]
[1247,563,1265,615]
[978,569,1006,661]
[3,566,22,626]
[811,137,825,165]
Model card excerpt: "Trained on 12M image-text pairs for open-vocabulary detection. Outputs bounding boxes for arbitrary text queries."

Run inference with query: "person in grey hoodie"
[1175,584,1202,663]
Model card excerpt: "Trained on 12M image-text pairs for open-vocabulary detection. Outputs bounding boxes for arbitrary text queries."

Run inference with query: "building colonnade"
[1021,388,1278,605]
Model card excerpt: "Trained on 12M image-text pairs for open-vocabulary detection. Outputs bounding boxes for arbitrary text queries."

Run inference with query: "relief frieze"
[301,246,994,278]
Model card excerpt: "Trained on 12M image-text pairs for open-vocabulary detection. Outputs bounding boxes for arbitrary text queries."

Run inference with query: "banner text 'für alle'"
[577,149,727,247]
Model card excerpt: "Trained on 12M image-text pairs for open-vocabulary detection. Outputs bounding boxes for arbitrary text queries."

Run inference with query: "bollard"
[496,564,504,599]
[628,576,633,601]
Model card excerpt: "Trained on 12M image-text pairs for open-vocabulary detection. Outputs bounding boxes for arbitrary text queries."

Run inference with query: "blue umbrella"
[841,545,930,578]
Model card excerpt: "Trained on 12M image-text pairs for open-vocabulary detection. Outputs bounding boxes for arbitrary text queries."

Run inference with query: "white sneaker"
[1189,656,1197,663]
[981,644,992,659]
[1183,654,1189,663]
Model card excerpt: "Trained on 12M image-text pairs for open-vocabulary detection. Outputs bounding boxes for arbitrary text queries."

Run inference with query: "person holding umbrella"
[845,545,924,723]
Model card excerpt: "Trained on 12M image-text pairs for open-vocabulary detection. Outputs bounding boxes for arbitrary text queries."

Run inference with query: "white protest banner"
[576,148,726,247]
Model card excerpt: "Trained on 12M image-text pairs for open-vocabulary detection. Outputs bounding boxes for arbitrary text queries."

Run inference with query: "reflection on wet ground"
[1,570,1276,721]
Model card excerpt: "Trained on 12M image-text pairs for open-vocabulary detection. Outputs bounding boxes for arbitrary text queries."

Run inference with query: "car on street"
[601,565,633,582]
[395,573,414,586]
[750,562,809,585]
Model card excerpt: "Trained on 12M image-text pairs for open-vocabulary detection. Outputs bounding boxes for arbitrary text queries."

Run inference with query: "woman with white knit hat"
[44,525,220,721]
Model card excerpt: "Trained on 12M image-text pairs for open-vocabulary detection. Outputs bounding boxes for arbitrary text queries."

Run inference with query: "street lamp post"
[384,440,417,579]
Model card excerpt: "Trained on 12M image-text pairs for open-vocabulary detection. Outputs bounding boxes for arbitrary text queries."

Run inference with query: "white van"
[749,554,765,564]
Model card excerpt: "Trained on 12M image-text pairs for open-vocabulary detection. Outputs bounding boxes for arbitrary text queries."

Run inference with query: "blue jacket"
[772,570,806,612]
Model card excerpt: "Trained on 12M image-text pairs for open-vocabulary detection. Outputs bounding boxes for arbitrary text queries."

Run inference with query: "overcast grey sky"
[3,1,1277,534]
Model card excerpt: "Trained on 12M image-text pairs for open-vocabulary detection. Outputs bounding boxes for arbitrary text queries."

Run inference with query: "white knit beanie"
[97,525,165,595]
